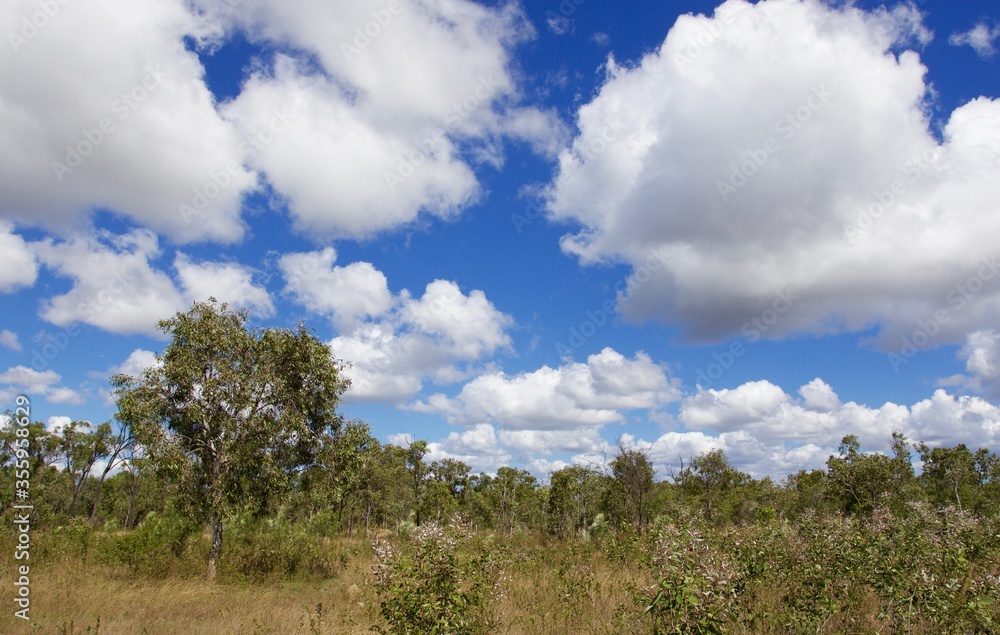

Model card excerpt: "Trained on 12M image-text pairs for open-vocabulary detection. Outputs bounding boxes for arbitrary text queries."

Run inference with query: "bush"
[220,516,337,582]
[372,520,506,635]
[96,509,201,578]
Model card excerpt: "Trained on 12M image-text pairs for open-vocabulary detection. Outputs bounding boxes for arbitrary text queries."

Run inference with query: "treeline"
[4,414,1000,539]
[1,299,999,566]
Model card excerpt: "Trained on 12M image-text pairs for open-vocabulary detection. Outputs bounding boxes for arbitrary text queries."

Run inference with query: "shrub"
[372,520,506,635]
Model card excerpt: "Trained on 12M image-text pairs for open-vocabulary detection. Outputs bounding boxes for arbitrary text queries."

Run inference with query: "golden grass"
[2,544,379,634]
[1,533,653,635]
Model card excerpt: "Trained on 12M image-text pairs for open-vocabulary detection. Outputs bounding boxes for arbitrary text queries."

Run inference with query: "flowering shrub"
[645,522,740,634]
[371,520,506,635]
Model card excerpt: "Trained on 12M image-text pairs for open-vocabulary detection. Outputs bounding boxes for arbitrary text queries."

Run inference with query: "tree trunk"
[89,482,104,525]
[207,511,223,581]
[125,471,140,529]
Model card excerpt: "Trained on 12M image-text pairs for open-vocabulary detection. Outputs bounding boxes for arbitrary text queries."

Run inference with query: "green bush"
[372,520,506,635]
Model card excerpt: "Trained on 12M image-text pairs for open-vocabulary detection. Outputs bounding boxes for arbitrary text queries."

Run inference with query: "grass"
[3,510,998,634]
[2,531,649,635]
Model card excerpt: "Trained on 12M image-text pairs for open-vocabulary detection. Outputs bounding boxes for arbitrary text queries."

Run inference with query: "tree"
[403,440,430,525]
[826,434,914,516]
[608,442,654,530]
[547,465,607,538]
[113,300,350,580]
[679,448,748,523]
[917,443,996,513]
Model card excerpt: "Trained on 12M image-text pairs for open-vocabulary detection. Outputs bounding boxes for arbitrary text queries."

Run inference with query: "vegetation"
[3,300,1000,633]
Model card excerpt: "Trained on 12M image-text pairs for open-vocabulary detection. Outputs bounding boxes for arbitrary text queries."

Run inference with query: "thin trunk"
[89,483,104,525]
[125,471,140,529]
[207,511,223,581]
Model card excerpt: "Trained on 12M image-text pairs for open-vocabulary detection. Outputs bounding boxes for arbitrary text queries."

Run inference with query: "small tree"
[609,441,654,531]
[113,300,350,580]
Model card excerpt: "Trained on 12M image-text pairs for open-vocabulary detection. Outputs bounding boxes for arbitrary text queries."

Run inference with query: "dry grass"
[1,532,653,635]
[2,541,379,634]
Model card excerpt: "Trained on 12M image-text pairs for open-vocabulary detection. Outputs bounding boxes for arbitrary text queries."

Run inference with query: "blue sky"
[2,0,999,478]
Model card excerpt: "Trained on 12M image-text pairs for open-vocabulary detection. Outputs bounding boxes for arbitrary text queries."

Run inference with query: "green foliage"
[372,520,506,635]
[94,508,201,578]
[112,299,350,578]
[218,515,339,582]
[547,465,608,538]
[645,520,740,635]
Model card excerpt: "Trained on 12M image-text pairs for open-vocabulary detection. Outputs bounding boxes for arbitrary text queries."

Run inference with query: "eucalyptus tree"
[112,300,350,580]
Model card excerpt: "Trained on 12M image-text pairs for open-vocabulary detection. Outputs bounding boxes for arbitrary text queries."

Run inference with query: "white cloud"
[174,253,274,318]
[110,349,162,378]
[0,0,255,243]
[0,366,62,394]
[423,423,513,473]
[949,22,1000,59]
[46,416,73,436]
[35,230,184,336]
[279,248,394,328]
[411,348,680,430]
[0,223,38,292]
[197,0,555,240]
[47,386,85,406]
[498,427,604,456]
[0,366,83,406]
[647,379,1000,478]
[399,280,512,360]
[324,279,513,403]
[0,330,21,351]
[544,0,1000,349]
[406,369,1000,479]
[941,330,1000,399]
[35,230,274,336]
[799,378,841,412]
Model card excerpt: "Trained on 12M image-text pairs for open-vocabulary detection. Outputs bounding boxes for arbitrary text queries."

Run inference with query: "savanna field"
[4,434,1000,634]
[4,303,1000,634]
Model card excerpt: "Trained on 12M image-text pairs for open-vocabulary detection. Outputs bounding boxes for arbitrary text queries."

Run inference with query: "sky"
[1,0,999,480]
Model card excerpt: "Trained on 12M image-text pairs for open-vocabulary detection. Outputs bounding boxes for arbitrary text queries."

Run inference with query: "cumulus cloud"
[940,330,1000,399]
[110,349,162,379]
[411,349,680,454]
[2,0,565,245]
[198,0,563,240]
[407,369,1000,479]
[649,380,1000,478]
[279,248,394,329]
[0,223,38,292]
[0,366,83,406]
[173,253,274,317]
[0,0,254,243]
[423,423,513,473]
[291,268,515,402]
[0,330,21,351]
[544,0,1000,350]
[34,230,273,336]
[950,22,1000,59]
